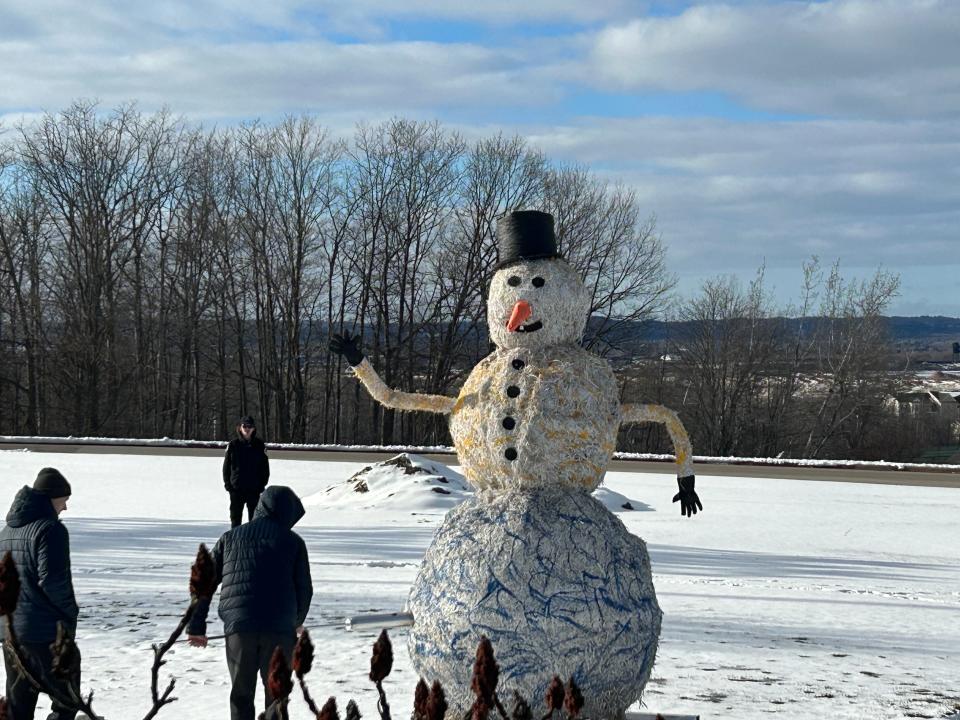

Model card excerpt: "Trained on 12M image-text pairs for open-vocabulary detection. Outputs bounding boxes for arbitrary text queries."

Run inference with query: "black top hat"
[495,210,561,270]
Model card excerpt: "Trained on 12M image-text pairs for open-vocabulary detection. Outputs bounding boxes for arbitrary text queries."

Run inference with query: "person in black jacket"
[223,415,270,527]
[0,467,80,720]
[186,485,313,720]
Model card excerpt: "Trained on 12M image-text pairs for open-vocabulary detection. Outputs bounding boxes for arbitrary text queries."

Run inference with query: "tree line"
[0,102,672,446]
[3,102,932,461]
[618,259,930,463]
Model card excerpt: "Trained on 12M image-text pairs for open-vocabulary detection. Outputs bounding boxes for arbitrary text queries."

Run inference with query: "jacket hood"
[6,486,56,528]
[254,486,304,529]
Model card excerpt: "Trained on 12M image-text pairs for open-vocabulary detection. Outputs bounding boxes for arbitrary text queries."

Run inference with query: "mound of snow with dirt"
[301,453,473,512]
[592,485,651,512]
[303,453,650,515]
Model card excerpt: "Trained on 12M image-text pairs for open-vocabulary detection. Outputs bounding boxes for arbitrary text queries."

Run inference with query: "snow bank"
[4,435,958,473]
[302,453,471,512]
[301,453,650,514]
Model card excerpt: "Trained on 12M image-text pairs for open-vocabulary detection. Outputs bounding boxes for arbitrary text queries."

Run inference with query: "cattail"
[49,622,81,679]
[562,678,583,719]
[369,629,394,683]
[0,552,20,616]
[0,696,9,720]
[545,676,564,716]
[413,678,429,720]
[267,646,293,702]
[346,699,363,720]
[425,681,447,720]
[470,637,499,707]
[189,544,217,600]
[293,629,315,679]
[319,696,340,720]
[510,692,532,720]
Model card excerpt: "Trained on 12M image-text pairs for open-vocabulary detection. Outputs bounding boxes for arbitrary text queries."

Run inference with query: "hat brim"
[493,252,564,271]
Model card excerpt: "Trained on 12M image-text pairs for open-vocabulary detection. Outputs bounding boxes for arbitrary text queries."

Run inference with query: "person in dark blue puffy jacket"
[186,485,313,720]
[0,467,80,720]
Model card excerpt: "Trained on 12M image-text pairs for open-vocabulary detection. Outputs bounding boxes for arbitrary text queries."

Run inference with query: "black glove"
[329,331,364,366]
[672,475,702,517]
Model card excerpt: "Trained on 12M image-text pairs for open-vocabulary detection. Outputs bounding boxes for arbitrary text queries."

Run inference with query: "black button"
[502,417,516,430]
[512,358,525,370]
[505,448,518,461]
[506,385,520,398]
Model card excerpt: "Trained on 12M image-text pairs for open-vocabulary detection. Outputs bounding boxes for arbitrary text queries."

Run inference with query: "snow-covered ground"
[0,449,957,719]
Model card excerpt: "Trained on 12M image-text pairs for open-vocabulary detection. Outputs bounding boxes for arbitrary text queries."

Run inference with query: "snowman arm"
[350,358,456,414]
[619,403,694,477]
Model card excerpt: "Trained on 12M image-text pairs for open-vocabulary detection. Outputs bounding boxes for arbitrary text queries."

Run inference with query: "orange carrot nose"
[506,300,533,332]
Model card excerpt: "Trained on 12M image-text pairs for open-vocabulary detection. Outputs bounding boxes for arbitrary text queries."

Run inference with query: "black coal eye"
[532,277,545,288]
[507,275,522,287]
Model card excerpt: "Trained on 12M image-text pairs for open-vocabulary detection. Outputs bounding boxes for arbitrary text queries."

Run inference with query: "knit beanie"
[34,467,72,498]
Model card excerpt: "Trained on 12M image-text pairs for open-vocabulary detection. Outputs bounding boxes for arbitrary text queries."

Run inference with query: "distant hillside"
[885,316,960,341]
[591,315,960,349]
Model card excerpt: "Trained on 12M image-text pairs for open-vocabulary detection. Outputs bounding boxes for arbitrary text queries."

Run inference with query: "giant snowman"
[331,211,701,718]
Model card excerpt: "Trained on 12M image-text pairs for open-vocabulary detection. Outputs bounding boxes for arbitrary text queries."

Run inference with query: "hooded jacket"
[0,486,79,643]
[188,486,313,636]
[222,433,270,496]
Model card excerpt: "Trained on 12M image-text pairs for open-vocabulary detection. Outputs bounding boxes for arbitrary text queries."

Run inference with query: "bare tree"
[347,119,465,444]
[800,259,901,458]
[18,102,182,434]
[0,157,51,434]
[269,116,344,442]
[543,166,675,353]
[672,268,782,456]
[319,153,363,444]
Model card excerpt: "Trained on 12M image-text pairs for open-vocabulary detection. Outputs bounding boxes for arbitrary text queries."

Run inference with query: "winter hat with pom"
[34,468,72,498]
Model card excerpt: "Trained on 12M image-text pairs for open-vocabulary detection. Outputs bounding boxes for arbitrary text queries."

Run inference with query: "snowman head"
[488,211,590,350]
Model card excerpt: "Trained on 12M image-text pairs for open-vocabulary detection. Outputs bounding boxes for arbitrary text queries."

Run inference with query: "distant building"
[889,389,960,420]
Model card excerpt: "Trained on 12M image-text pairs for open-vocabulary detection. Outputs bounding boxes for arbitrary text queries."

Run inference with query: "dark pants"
[229,493,259,527]
[2,640,80,720]
[225,631,296,720]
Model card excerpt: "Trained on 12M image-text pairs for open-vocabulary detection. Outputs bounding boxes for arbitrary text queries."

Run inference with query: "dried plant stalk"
[510,692,532,720]
[425,681,447,720]
[413,678,429,720]
[293,630,322,717]
[540,676,564,720]
[562,678,583,719]
[345,699,363,720]
[369,629,394,720]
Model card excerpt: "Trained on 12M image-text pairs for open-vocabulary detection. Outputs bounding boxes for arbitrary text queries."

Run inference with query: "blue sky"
[1,0,958,315]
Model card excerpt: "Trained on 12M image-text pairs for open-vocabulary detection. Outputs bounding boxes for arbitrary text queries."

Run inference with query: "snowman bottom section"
[407,489,662,720]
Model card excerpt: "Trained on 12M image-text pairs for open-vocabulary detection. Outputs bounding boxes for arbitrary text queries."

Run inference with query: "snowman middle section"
[449,345,621,493]
[407,485,663,719]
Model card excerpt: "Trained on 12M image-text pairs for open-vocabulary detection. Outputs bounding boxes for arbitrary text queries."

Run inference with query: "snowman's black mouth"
[515,321,543,333]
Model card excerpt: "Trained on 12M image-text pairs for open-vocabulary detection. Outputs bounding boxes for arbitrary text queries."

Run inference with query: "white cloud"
[1,0,957,314]
[315,0,637,27]
[0,39,569,120]
[520,115,960,298]
[0,0,640,46]
[589,0,960,119]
